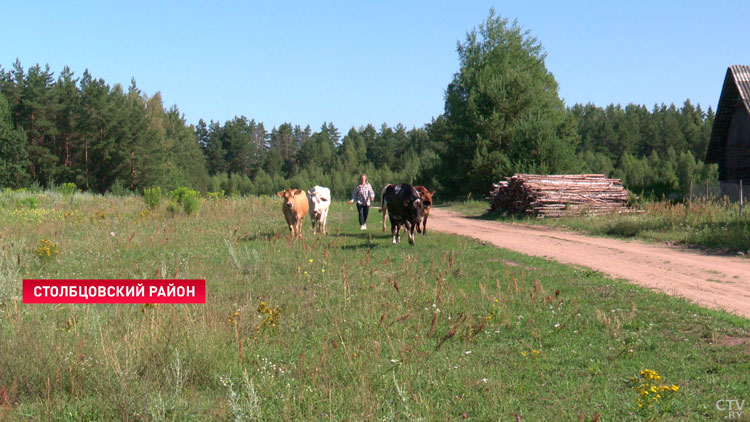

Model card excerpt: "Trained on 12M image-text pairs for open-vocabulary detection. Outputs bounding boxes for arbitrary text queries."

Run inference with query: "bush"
[16,196,38,209]
[206,190,225,200]
[166,200,179,216]
[144,187,162,210]
[182,194,201,215]
[109,180,132,197]
[59,182,77,196]
[169,187,201,215]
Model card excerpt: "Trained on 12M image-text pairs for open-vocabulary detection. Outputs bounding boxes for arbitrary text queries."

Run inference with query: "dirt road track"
[428,208,750,318]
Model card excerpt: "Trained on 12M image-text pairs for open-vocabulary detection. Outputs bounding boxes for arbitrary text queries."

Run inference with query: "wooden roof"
[706,65,750,164]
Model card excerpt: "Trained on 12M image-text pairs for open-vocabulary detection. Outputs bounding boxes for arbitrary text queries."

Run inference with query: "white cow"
[307,186,331,234]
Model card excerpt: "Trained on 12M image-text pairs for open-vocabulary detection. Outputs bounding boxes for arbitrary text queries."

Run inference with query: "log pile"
[489,174,630,217]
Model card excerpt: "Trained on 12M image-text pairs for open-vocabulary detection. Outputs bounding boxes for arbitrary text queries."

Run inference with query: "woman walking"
[348,174,375,230]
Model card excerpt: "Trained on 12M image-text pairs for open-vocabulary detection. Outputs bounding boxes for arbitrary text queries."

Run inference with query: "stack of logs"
[489,174,630,217]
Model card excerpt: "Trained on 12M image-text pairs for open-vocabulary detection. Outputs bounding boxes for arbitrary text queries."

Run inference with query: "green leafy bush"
[166,200,179,216]
[59,182,77,196]
[144,187,162,210]
[206,190,225,200]
[16,196,38,209]
[169,187,201,215]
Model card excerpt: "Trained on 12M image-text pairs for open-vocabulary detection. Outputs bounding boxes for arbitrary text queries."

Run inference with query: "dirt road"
[428,208,750,318]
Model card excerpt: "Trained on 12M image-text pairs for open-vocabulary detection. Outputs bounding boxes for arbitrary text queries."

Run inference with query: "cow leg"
[422,214,428,234]
[321,209,328,234]
[405,221,416,245]
[391,223,398,244]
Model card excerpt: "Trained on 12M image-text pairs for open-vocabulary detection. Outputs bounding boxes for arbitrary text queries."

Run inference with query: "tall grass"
[460,197,750,253]
[0,190,748,420]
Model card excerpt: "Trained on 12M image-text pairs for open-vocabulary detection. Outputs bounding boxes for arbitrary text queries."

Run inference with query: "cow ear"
[320,196,328,201]
[294,189,304,196]
[276,191,284,197]
[430,191,436,196]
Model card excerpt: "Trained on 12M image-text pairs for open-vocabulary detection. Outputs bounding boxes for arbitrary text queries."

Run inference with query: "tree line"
[0,12,719,200]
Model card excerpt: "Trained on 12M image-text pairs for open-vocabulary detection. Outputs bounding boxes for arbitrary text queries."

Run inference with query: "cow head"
[277,189,305,212]
[414,186,436,208]
[307,187,330,217]
[411,195,425,221]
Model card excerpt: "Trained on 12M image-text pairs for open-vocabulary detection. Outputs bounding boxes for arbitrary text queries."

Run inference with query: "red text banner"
[23,279,206,304]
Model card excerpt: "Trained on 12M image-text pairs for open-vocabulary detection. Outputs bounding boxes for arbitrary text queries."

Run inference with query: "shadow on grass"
[335,231,391,240]
[240,231,284,242]
[339,242,384,251]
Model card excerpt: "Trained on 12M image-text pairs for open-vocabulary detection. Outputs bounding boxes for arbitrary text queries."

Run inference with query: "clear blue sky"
[2,1,748,133]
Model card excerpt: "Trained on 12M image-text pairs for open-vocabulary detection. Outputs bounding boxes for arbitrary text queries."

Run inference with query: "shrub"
[206,190,225,200]
[182,194,201,215]
[108,180,132,197]
[169,187,201,215]
[16,196,38,209]
[144,187,162,210]
[59,182,77,196]
[166,201,180,216]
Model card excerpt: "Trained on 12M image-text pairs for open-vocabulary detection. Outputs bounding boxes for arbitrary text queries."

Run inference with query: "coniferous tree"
[0,94,29,187]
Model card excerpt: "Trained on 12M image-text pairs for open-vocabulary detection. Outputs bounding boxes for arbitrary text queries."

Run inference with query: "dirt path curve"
[428,208,750,318]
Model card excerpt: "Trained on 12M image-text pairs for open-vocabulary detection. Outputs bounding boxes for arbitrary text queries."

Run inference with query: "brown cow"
[277,189,309,238]
[413,186,436,234]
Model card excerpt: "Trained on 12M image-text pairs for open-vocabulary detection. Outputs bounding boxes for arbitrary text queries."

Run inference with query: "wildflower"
[253,302,281,338]
[632,369,679,411]
[227,310,240,323]
[308,259,314,263]
[33,239,59,259]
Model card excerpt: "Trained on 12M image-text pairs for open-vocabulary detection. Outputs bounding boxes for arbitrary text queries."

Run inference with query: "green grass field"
[1,190,749,421]
[448,199,750,254]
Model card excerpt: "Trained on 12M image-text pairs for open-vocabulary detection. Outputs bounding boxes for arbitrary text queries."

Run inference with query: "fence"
[689,180,747,214]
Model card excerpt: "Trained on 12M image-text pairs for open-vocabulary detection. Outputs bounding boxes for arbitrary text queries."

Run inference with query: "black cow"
[380,183,424,245]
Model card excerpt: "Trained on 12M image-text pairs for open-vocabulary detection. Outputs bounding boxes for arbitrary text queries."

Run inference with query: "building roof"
[705,65,750,164]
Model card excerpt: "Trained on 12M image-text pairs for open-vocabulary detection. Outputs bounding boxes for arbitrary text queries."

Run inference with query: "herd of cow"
[276,183,436,245]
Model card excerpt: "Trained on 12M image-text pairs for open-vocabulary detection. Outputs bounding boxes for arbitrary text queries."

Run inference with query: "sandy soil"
[428,208,750,318]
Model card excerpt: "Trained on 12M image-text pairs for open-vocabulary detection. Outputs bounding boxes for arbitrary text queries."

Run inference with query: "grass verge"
[445,199,750,254]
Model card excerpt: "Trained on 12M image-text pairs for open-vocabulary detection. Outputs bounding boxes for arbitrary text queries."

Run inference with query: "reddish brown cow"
[413,186,436,234]
[277,189,309,238]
